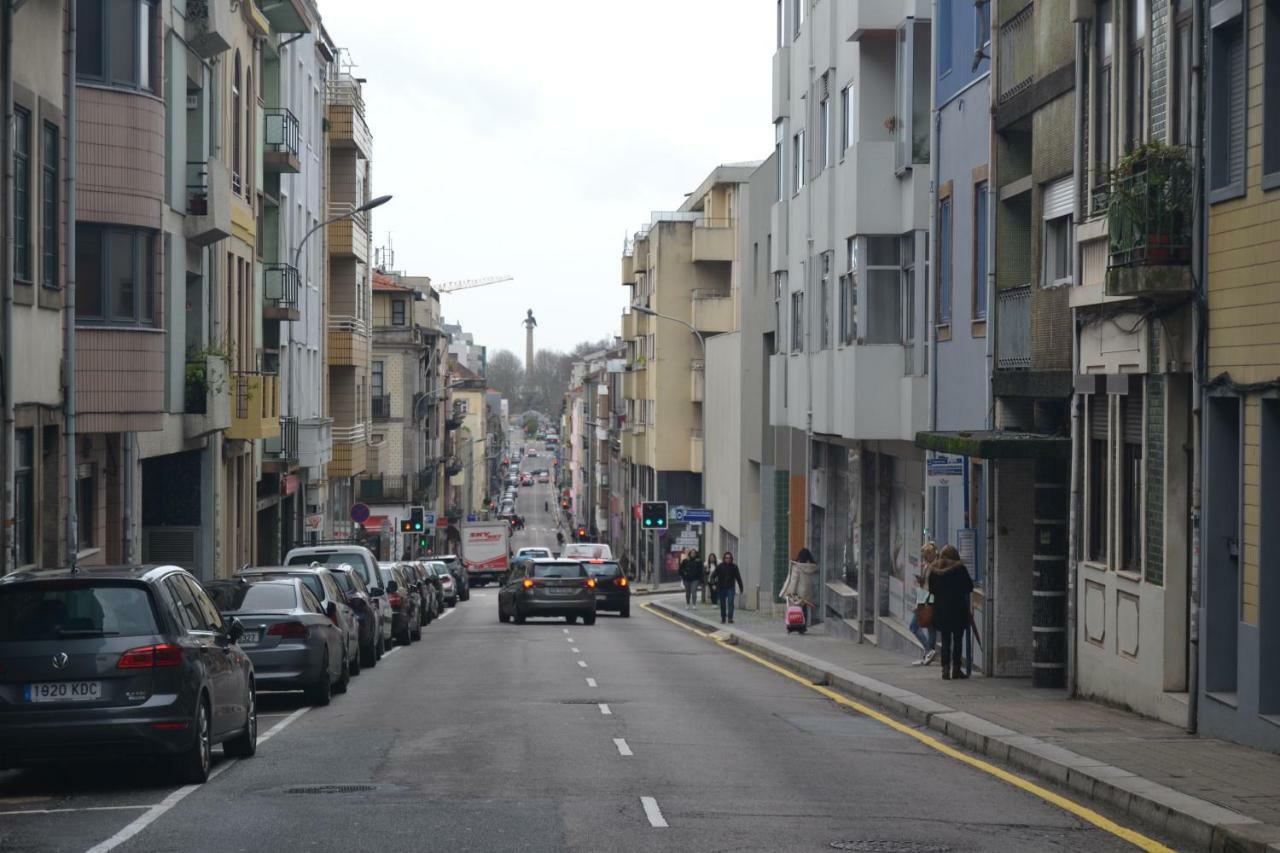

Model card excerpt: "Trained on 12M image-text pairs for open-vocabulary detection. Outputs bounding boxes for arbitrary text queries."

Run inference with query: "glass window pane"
[866,236,898,266]
[75,227,103,318]
[109,0,137,86]
[138,0,151,89]
[77,0,104,78]
[109,231,136,320]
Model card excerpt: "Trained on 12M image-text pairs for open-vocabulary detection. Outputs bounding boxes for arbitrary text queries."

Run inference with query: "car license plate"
[240,631,260,645]
[549,588,574,596]
[24,681,102,703]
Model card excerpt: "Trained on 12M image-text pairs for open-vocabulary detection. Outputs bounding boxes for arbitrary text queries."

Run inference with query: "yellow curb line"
[641,601,1175,853]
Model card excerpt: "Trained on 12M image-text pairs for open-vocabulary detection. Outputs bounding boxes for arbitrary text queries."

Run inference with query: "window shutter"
[1090,394,1109,439]
[1123,393,1143,444]
[1043,175,1075,219]
[1226,30,1246,185]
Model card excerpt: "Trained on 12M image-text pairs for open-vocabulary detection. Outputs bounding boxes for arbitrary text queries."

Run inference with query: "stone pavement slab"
[650,597,1280,853]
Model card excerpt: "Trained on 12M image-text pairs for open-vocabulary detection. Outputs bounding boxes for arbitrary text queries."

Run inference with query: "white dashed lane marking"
[577,660,588,669]
[641,797,668,828]
[585,677,598,688]
[613,738,633,757]
[599,703,612,715]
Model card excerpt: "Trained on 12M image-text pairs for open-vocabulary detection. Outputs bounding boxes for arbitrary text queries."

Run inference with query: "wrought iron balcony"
[996,285,1031,371]
[263,263,301,321]
[371,394,392,420]
[263,108,301,173]
[1105,145,1193,298]
[357,474,410,503]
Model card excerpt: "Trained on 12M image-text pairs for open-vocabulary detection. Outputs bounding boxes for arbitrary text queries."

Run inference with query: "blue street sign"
[423,513,437,526]
[673,507,713,524]
[350,503,371,524]
[467,514,478,522]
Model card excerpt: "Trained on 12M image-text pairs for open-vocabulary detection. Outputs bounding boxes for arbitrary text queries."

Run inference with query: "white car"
[560,543,613,561]
[516,547,552,560]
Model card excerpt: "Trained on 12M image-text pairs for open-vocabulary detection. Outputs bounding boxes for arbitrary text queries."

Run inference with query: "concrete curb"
[649,599,1280,853]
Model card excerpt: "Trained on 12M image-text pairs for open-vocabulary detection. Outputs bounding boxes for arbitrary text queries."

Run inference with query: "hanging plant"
[1106,141,1193,266]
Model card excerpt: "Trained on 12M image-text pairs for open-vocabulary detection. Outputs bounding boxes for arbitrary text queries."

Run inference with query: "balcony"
[326,77,372,159]
[997,3,1035,104]
[226,372,281,441]
[264,415,300,467]
[263,263,301,322]
[182,354,231,439]
[186,0,232,58]
[329,423,368,478]
[372,394,393,420]
[184,159,232,246]
[298,417,333,470]
[621,251,636,286]
[445,457,463,478]
[691,289,734,334]
[846,0,920,41]
[996,285,1031,371]
[327,202,370,261]
[256,0,312,33]
[690,359,705,402]
[263,109,301,173]
[327,316,370,367]
[357,474,410,504]
[1104,147,1193,299]
[691,219,735,263]
[690,429,704,473]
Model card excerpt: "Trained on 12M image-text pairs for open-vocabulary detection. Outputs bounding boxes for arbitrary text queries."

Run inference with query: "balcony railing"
[1106,148,1192,269]
[263,263,300,318]
[998,4,1034,103]
[186,161,212,216]
[266,415,300,462]
[996,285,1032,370]
[263,108,301,172]
[357,474,410,503]
[372,394,392,420]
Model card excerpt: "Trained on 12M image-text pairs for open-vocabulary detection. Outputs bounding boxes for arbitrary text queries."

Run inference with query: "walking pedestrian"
[908,542,938,666]
[928,544,975,680]
[781,548,819,626]
[678,549,704,609]
[703,553,719,605]
[712,552,744,624]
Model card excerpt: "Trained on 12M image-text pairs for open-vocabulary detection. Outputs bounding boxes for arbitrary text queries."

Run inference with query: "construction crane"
[433,275,514,294]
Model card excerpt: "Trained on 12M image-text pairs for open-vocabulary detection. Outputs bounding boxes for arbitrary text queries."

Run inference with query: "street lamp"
[293,194,392,271]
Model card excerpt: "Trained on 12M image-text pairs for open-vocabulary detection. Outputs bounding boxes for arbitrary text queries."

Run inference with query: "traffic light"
[576,526,588,541]
[401,506,426,533]
[641,501,668,530]
[418,535,430,550]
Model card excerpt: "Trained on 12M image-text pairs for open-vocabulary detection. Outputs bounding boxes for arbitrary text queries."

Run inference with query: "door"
[180,575,242,736]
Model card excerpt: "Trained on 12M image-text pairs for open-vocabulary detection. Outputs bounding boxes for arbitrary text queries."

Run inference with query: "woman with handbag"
[908,542,938,665]
[928,543,975,680]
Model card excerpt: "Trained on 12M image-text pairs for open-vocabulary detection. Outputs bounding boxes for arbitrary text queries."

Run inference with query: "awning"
[913,430,1070,460]
[360,516,390,534]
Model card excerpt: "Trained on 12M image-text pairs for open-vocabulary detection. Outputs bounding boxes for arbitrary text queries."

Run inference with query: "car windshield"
[206,582,298,613]
[243,572,324,602]
[289,553,374,586]
[0,582,159,640]
[582,561,621,578]
[519,549,551,558]
[531,563,587,579]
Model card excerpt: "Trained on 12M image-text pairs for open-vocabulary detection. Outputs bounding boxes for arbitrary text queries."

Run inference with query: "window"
[75,225,157,324]
[1121,395,1143,573]
[78,465,95,551]
[792,0,803,37]
[232,51,242,197]
[14,107,30,282]
[371,361,384,398]
[818,95,830,171]
[864,236,902,344]
[936,191,953,324]
[773,271,787,351]
[1171,3,1193,146]
[1042,215,1074,286]
[1126,0,1147,151]
[1095,0,1114,180]
[938,0,953,75]
[790,290,804,353]
[819,252,832,349]
[841,84,855,151]
[792,130,805,193]
[901,234,916,352]
[839,236,857,344]
[1264,0,1280,186]
[973,181,989,319]
[777,0,784,47]
[896,20,932,168]
[14,430,32,567]
[976,0,992,50]
[41,123,58,288]
[1209,0,1247,201]
[391,299,406,326]
[774,120,785,202]
[75,0,154,91]
[1087,396,1109,563]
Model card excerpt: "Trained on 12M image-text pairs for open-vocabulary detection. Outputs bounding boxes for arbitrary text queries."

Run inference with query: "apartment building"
[1200,0,1280,753]
[769,0,931,646]
[618,164,755,583]
[444,359,488,519]
[324,50,374,539]
[566,347,620,540]
[7,0,67,571]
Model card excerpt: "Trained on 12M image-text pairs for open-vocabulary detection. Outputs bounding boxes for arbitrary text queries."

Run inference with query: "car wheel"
[224,685,257,758]
[173,698,212,784]
[375,632,385,659]
[620,602,631,618]
[565,614,577,624]
[412,620,423,642]
[334,654,350,694]
[513,605,526,624]
[582,612,597,626]
[305,654,333,707]
[361,639,377,669]
[349,647,362,676]
[396,623,411,646]
[499,606,510,623]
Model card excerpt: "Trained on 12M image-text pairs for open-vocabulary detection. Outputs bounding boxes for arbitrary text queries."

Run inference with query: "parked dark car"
[0,565,257,783]
[285,546,392,656]
[204,578,348,706]
[431,554,470,601]
[581,560,630,617]
[405,563,440,626]
[498,559,597,625]
[234,565,360,676]
[325,565,381,669]
[377,564,421,645]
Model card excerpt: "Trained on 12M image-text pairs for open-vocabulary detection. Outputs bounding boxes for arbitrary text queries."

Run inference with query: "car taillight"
[388,593,403,609]
[522,579,534,589]
[267,622,310,639]
[586,578,597,589]
[617,577,628,587]
[117,644,183,669]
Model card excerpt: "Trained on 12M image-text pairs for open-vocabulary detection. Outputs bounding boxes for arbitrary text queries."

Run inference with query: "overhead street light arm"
[292,194,392,272]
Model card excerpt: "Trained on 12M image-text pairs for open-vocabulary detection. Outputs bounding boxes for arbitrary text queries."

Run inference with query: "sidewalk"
[650,596,1280,853]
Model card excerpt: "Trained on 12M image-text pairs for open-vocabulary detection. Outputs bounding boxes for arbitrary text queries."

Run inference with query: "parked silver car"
[204,578,348,706]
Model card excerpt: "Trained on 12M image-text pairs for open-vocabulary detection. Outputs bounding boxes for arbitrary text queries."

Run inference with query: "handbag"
[916,597,935,630]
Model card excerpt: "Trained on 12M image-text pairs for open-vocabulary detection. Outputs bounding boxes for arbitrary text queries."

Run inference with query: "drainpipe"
[1066,15,1087,698]
[1,0,14,574]
[64,0,78,567]
[926,0,940,547]
[122,433,134,562]
[1187,0,1204,736]
[982,0,1000,677]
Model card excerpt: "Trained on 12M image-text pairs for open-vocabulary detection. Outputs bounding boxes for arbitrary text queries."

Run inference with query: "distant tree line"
[485,339,611,416]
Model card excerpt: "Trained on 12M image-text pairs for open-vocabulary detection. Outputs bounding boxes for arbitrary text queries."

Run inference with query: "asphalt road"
[0,446,1181,852]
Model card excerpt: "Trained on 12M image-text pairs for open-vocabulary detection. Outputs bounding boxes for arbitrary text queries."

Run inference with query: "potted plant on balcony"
[1106,141,1192,267]
[184,342,230,415]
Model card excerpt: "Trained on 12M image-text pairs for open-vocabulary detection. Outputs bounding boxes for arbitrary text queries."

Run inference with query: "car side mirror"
[369,587,384,597]
[326,602,339,622]
[386,581,399,594]
[227,618,245,644]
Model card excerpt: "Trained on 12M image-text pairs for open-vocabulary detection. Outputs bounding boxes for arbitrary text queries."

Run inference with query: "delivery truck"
[461,521,510,586]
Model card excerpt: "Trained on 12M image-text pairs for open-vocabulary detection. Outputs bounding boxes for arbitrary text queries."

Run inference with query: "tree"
[486,349,524,401]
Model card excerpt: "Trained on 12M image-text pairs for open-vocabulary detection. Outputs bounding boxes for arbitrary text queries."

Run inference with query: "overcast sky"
[319,0,773,366]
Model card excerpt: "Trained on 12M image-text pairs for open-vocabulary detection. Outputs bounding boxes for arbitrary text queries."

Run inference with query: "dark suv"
[0,565,257,783]
[582,560,630,617]
[498,560,597,625]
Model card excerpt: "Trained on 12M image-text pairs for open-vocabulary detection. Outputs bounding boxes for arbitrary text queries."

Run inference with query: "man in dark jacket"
[712,552,744,624]
[678,550,704,609]
[927,544,975,680]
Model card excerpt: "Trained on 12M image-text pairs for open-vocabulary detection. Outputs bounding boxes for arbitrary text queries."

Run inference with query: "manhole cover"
[831,843,952,853]
[284,784,377,795]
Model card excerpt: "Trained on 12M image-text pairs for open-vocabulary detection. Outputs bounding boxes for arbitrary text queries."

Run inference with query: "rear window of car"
[206,582,298,613]
[0,582,159,641]
[289,552,374,586]
[243,572,324,602]
[531,563,587,579]
[332,572,355,593]
[583,561,621,578]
